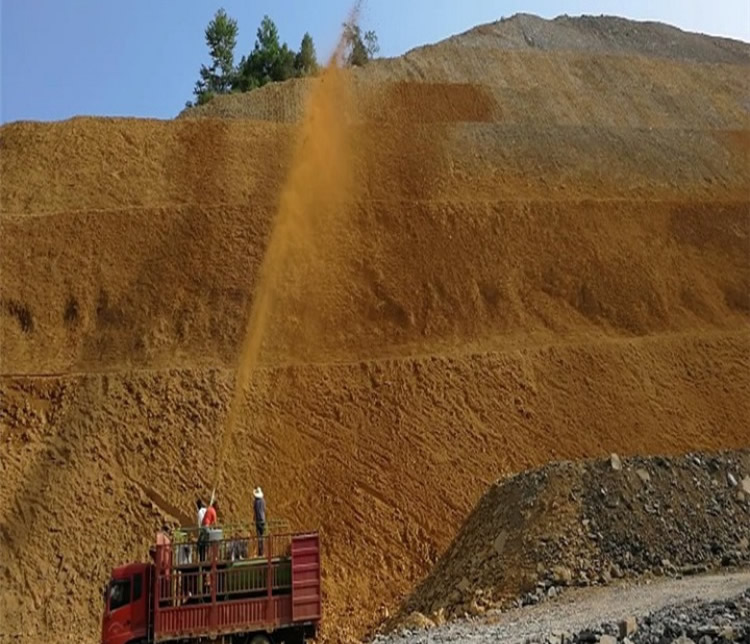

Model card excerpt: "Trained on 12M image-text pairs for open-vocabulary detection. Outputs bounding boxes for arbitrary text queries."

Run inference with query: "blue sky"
[2,0,748,124]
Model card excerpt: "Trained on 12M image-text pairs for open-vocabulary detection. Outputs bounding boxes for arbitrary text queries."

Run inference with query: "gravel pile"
[566,588,750,643]
[388,450,750,628]
[449,13,750,64]
[581,453,750,579]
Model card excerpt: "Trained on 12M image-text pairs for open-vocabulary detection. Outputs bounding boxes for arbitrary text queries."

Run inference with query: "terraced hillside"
[1,14,749,643]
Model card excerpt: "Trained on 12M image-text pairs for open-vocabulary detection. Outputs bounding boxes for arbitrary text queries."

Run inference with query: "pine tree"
[192,9,238,105]
[294,32,319,77]
[234,15,296,91]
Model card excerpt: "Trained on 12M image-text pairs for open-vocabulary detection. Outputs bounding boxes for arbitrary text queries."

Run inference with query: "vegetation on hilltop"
[189,8,379,107]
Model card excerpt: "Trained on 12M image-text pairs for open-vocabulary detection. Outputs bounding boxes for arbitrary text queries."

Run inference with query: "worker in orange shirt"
[197,499,218,595]
[197,499,217,562]
[202,502,217,527]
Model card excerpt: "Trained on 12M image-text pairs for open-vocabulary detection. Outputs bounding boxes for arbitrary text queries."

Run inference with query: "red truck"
[101,526,321,644]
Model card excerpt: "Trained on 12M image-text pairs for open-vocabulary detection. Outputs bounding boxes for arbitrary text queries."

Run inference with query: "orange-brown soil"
[1,14,749,643]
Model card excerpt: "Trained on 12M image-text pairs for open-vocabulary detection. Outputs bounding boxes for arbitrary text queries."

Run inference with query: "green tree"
[342,22,379,67]
[191,8,238,105]
[294,32,319,77]
[234,15,296,91]
[194,91,216,107]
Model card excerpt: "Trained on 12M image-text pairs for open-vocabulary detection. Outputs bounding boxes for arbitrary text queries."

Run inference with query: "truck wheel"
[249,636,272,644]
[282,631,304,644]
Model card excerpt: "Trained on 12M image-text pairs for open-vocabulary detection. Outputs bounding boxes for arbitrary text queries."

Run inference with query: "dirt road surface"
[373,571,750,643]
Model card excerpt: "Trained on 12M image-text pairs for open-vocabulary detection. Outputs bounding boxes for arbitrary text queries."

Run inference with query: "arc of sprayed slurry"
[209,8,361,500]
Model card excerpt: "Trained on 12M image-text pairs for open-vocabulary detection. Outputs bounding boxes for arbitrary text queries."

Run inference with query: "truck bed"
[153,533,320,641]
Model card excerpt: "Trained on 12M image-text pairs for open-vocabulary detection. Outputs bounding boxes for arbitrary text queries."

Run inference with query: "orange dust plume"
[211,15,359,495]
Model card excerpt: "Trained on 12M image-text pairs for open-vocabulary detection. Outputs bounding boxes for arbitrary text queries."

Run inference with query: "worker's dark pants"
[256,523,265,556]
[198,529,208,562]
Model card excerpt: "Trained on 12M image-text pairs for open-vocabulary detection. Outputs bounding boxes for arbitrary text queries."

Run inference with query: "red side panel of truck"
[291,533,321,623]
[150,531,321,642]
[155,596,294,640]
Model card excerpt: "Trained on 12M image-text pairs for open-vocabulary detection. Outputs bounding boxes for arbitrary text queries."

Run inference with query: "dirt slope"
[2,334,749,640]
[1,13,749,644]
[3,120,748,217]
[2,122,748,375]
[2,199,748,374]
[182,54,750,126]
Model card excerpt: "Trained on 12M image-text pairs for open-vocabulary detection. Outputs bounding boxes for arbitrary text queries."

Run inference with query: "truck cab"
[101,562,151,644]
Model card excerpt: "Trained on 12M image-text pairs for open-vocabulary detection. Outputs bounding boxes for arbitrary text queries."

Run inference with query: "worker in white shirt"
[196,498,207,525]
[196,499,207,561]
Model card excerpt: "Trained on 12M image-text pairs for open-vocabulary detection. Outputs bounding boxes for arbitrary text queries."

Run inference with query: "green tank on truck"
[222,558,293,595]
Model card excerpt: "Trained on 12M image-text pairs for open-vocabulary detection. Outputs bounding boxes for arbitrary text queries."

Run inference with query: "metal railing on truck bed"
[151,527,320,642]
[168,520,292,569]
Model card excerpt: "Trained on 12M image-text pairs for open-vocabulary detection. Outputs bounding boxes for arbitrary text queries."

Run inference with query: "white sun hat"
[253,487,264,499]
